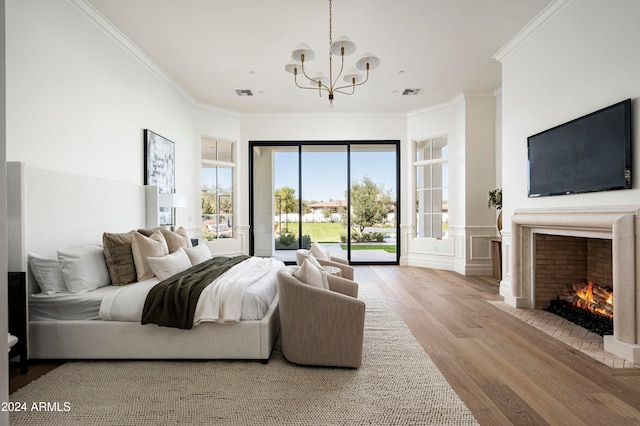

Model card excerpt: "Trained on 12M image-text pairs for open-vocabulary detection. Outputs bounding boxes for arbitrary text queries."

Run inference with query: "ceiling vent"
[235,89,254,96]
[402,89,421,96]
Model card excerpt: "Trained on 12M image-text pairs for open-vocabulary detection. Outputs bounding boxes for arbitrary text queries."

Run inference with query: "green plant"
[274,233,311,250]
[487,188,502,210]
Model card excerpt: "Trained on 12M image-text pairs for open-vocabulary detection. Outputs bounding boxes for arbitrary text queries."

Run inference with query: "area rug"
[10,282,478,425]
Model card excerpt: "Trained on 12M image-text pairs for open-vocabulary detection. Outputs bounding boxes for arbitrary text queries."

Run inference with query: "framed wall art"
[144,129,175,225]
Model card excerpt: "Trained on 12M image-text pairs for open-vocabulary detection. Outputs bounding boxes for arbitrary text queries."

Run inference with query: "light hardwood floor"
[10,265,640,425]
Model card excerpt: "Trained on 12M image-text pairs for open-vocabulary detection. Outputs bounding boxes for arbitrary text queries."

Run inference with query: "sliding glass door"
[250,141,399,265]
[349,144,398,262]
[301,146,348,261]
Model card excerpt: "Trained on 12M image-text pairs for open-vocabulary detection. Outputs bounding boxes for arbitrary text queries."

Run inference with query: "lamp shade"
[343,68,364,84]
[284,60,302,74]
[355,53,381,71]
[329,36,357,56]
[291,43,316,62]
[159,193,187,209]
[309,72,328,87]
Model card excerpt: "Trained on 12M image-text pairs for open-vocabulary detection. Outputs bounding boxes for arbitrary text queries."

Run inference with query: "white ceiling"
[85,0,552,115]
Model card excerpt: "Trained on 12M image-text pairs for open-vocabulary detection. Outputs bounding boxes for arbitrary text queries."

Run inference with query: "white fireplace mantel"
[502,206,640,364]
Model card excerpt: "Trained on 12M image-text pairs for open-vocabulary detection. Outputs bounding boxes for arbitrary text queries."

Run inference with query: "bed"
[7,162,282,361]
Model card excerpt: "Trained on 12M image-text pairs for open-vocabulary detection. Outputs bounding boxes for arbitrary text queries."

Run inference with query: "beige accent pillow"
[160,228,190,253]
[146,248,192,281]
[137,227,191,252]
[306,253,325,271]
[175,227,193,247]
[294,258,329,289]
[132,231,169,281]
[136,226,164,237]
[102,231,137,285]
[310,242,331,260]
[183,244,212,265]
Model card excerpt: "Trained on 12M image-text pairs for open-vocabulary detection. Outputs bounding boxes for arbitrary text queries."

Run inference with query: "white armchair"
[296,248,354,281]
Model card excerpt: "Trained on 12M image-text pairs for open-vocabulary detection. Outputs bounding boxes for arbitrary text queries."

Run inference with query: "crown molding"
[407,95,460,117]
[407,91,497,117]
[493,0,572,63]
[240,111,407,119]
[66,0,242,116]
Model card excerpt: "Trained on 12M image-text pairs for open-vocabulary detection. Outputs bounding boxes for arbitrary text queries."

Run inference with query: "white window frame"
[413,137,448,239]
[201,138,236,240]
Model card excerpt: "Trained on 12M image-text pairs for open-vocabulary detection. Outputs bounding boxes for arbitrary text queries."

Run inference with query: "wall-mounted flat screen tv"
[528,99,632,197]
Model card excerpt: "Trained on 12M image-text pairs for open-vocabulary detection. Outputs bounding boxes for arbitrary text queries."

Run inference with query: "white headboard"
[7,162,149,293]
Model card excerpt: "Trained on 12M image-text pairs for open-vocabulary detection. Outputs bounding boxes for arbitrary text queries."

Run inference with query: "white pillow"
[132,231,169,281]
[310,242,331,260]
[57,245,111,293]
[28,252,67,295]
[294,258,329,289]
[183,244,212,265]
[146,248,192,281]
[306,253,325,271]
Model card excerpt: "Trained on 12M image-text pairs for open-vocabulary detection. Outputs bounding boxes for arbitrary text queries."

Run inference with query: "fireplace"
[534,234,614,335]
[502,206,640,364]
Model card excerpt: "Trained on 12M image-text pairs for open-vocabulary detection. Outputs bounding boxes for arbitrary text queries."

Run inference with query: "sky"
[274,149,397,202]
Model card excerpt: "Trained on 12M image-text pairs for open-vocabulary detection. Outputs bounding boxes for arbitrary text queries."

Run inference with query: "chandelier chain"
[329,0,333,46]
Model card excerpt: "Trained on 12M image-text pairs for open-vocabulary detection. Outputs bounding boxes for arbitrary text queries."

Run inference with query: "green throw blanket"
[141,255,250,329]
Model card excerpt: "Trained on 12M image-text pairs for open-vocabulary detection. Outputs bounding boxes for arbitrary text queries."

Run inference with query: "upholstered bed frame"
[7,162,279,361]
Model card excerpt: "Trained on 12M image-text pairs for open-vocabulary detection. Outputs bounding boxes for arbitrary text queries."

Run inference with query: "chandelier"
[284,0,380,107]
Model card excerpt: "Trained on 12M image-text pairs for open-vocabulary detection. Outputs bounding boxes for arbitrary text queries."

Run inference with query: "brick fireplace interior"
[505,207,640,364]
[535,234,613,310]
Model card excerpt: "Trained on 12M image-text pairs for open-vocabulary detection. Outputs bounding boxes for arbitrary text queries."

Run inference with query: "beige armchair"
[296,249,354,280]
[277,266,365,368]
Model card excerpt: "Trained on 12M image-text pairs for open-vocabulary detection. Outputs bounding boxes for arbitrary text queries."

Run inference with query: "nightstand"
[8,272,28,374]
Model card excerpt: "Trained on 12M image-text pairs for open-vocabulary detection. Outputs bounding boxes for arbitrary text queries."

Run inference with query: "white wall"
[498,0,640,293]
[5,0,241,249]
[406,94,496,274]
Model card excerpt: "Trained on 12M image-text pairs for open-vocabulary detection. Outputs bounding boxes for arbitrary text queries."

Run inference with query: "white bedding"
[31,257,284,324]
[29,285,121,321]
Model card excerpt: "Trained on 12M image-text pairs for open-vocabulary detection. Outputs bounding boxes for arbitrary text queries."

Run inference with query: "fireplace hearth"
[503,206,640,364]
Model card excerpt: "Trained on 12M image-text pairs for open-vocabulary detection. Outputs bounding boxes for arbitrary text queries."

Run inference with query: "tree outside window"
[201,138,234,240]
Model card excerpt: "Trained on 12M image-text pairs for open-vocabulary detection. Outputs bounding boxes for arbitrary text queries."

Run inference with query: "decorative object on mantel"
[284,0,380,108]
[487,187,502,233]
[144,129,176,226]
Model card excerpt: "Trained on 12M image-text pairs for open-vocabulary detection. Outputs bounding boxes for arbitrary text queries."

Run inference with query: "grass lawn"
[283,223,397,255]
[340,244,397,253]
[298,222,344,242]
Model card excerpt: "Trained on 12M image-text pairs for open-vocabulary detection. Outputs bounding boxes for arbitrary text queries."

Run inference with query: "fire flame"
[573,281,614,318]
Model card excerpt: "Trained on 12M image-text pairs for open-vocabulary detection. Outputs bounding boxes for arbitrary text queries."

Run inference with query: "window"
[201,137,234,240]
[414,138,448,238]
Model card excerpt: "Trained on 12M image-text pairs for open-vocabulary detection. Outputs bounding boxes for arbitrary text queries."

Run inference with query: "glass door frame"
[249,140,400,265]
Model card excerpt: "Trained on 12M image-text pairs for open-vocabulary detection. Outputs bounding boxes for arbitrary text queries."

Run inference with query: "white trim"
[201,159,236,168]
[66,0,241,117]
[493,0,572,62]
